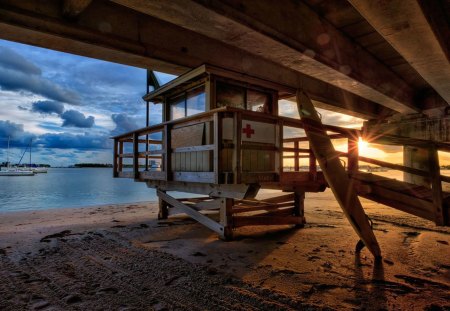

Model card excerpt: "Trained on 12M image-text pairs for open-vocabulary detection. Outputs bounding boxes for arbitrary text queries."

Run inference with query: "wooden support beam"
[0,0,393,119]
[157,190,169,219]
[114,0,420,113]
[349,0,450,106]
[298,91,381,258]
[157,190,225,237]
[62,0,92,18]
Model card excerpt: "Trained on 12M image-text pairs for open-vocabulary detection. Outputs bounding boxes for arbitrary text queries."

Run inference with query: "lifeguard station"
[113,65,450,258]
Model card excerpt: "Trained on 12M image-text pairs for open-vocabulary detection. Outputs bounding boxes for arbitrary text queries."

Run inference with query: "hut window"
[247,89,270,113]
[169,94,185,120]
[216,81,245,109]
[169,86,206,120]
[187,86,205,116]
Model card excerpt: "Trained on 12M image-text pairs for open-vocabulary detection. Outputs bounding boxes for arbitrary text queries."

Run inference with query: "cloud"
[32,100,65,115]
[111,113,140,135]
[37,132,111,149]
[0,120,36,148]
[0,46,41,75]
[17,105,28,111]
[61,110,95,128]
[0,68,80,105]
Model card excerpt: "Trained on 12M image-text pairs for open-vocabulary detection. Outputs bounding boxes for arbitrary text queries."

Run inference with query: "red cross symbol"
[242,124,255,138]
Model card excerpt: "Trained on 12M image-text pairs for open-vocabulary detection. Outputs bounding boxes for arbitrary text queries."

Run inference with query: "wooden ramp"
[352,172,450,225]
[297,91,382,258]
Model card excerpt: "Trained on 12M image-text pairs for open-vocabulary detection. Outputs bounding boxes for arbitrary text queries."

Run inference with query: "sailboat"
[0,137,35,176]
[18,139,48,173]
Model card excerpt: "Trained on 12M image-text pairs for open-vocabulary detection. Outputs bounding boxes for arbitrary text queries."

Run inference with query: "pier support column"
[403,146,431,187]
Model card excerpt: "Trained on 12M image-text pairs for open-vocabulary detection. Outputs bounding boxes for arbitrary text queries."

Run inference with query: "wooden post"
[158,189,169,219]
[429,145,445,225]
[164,124,172,181]
[309,149,317,180]
[113,138,118,177]
[118,141,123,173]
[220,198,234,240]
[294,141,300,171]
[133,132,139,179]
[294,191,305,228]
[233,112,242,184]
[348,138,359,174]
[213,112,222,184]
[278,120,284,180]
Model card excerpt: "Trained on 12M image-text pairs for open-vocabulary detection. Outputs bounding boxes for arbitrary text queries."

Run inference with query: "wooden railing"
[112,106,450,187]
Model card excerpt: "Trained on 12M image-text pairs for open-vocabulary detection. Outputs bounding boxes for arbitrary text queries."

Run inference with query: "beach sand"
[0,190,449,310]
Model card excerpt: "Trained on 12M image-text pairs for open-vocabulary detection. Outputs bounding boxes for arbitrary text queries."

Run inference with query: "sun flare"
[358,137,369,155]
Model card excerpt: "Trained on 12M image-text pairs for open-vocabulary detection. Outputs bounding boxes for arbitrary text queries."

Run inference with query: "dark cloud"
[111,113,140,135]
[17,105,28,111]
[0,46,41,75]
[0,68,80,105]
[61,110,95,128]
[0,120,36,148]
[37,132,111,149]
[31,100,65,115]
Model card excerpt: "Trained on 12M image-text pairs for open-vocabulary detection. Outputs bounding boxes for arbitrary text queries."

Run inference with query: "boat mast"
[7,136,10,168]
[29,138,32,168]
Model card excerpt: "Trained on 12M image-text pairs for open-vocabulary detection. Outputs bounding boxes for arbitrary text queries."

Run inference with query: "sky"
[0,39,411,166]
[0,39,176,166]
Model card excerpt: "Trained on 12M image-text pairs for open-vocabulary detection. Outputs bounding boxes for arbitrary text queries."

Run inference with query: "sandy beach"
[0,190,449,310]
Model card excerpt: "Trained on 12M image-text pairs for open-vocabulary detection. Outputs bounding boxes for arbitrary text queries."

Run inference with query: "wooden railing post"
[429,144,445,225]
[118,141,123,173]
[294,141,300,172]
[348,138,359,174]
[133,132,139,179]
[233,112,242,184]
[213,112,222,184]
[309,149,317,180]
[164,124,172,181]
[113,138,118,177]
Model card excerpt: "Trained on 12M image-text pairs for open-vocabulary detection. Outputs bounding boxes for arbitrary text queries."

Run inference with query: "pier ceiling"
[0,0,448,119]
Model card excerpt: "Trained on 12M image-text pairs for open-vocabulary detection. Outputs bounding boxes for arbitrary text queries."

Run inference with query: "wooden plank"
[172,145,214,153]
[283,134,346,143]
[157,190,225,236]
[171,123,205,148]
[172,172,215,183]
[298,91,381,258]
[147,180,257,199]
[139,171,166,180]
[429,145,445,225]
[294,141,299,171]
[233,215,304,227]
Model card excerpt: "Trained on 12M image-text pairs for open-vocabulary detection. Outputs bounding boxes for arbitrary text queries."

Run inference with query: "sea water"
[0,168,156,212]
[1,167,449,213]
